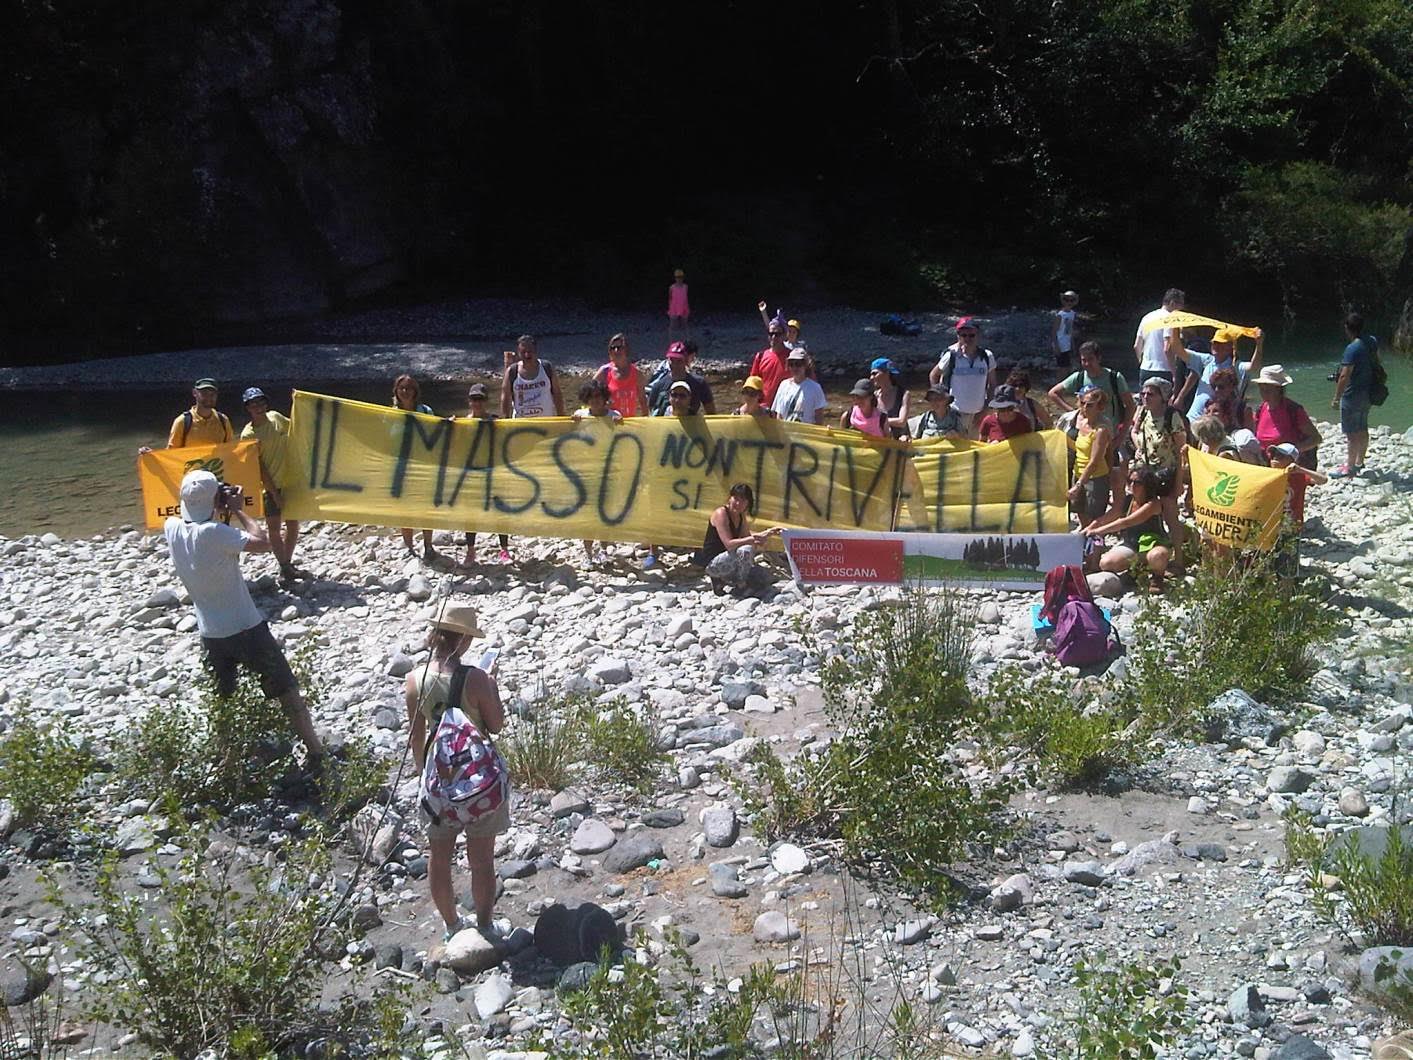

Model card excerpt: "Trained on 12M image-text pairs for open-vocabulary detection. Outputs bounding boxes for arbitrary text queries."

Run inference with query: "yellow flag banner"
[1187,446,1287,550]
[138,441,266,530]
[1138,311,1261,339]
[279,392,1070,546]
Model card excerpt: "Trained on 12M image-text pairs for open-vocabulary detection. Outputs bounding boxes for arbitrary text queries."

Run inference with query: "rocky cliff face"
[2,0,456,348]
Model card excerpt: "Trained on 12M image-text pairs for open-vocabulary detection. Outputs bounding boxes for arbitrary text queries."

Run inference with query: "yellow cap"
[742,375,765,392]
[787,318,801,330]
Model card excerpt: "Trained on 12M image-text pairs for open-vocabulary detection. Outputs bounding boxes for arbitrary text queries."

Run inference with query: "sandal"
[1329,464,1357,478]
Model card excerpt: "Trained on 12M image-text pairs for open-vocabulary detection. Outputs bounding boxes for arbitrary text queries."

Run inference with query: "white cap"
[180,470,219,522]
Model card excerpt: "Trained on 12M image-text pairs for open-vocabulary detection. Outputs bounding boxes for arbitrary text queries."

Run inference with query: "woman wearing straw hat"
[1253,364,1322,471]
[405,604,509,940]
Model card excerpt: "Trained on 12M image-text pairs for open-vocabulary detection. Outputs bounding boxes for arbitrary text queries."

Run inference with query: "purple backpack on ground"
[1052,599,1112,667]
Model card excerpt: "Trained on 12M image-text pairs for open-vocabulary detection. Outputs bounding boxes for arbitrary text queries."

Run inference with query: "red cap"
[955,316,977,332]
[666,341,688,359]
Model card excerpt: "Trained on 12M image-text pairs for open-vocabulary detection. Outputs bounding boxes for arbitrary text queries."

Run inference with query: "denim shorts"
[1340,392,1371,435]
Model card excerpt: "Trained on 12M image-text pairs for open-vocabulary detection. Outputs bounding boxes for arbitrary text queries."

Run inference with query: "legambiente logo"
[1206,471,1239,507]
[183,457,225,478]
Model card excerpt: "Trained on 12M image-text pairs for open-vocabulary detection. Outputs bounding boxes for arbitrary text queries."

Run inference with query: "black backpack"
[941,348,992,391]
[178,409,232,446]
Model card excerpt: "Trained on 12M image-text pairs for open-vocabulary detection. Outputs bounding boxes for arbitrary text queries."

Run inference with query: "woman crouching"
[690,483,783,595]
[405,604,509,940]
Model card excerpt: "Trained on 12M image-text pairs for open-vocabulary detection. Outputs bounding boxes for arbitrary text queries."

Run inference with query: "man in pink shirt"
[749,317,792,406]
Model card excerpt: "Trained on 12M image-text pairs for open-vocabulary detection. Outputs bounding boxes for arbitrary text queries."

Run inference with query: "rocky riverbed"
[1,422,1411,1059]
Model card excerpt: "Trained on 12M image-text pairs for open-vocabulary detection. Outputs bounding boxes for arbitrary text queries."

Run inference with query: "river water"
[1,333,1407,539]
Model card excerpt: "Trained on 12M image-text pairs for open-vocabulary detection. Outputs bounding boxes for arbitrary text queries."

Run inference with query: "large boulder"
[442,928,503,975]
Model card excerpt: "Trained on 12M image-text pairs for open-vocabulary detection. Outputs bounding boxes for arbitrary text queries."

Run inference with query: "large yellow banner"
[278,392,1070,546]
[138,441,266,529]
[1188,446,1287,550]
[1138,311,1261,339]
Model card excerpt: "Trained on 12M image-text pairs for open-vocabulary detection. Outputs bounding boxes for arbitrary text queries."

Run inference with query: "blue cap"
[870,357,897,374]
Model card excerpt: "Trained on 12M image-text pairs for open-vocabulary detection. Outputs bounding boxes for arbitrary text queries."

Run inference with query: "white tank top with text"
[512,361,553,417]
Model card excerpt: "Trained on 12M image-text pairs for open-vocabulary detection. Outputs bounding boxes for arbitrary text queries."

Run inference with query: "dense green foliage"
[0,719,94,834]
[499,693,666,797]
[5,0,1410,354]
[1043,954,1192,1059]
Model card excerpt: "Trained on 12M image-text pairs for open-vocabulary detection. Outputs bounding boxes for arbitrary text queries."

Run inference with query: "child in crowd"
[1267,441,1327,576]
[668,269,690,340]
[573,380,621,564]
[1052,290,1079,368]
[461,383,511,566]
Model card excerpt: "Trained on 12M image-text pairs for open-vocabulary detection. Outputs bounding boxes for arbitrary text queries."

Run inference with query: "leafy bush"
[730,742,834,842]
[1044,953,1191,1059]
[499,696,586,791]
[580,701,667,794]
[1125,556,1340,736]
[0,719,95,834]
[987,667,1140,789]
[1286,810,1413,947]
[53,819,345,1058]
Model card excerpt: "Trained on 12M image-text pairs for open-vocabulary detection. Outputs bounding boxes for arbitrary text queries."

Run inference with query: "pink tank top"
[603,362,642,418]
[668,282,690,317]
[849,404,888,438]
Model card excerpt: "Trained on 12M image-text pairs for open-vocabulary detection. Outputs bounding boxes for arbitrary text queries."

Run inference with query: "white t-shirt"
[934,346,996,414]
[771,377,827,423]
[1055,308,1076,353]
[163,518,264,639]
[511,361,554,417]
[1136,307,1173,373]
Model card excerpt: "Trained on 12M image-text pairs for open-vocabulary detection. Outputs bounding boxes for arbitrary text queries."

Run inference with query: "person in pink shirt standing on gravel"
[667,268,690,340]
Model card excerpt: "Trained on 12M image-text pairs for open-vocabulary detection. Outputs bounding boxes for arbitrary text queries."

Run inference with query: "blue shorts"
[1340,392,1371,435]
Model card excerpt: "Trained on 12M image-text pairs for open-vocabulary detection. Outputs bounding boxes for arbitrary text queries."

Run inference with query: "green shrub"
[1045,953,1191,1059]
[730,742,834,842]
[500,694,592,792]
[580,701,667,794]
[1286,809,1413,947]
[988,667,1141,788]
[313,737,391,827]
[1126,556,1340,736]
[0,719,95,834]
[53,818,343,1058]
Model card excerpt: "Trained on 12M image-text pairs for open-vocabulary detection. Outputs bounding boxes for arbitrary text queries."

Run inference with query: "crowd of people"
[152,287,1385,943]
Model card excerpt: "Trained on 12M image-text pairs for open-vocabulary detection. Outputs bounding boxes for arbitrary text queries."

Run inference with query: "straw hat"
[424,603,483,637]
[1254,364,1293,387]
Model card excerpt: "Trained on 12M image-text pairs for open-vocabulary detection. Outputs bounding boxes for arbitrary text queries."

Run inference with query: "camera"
[1327,372,1339,382]
[215,482,243,510]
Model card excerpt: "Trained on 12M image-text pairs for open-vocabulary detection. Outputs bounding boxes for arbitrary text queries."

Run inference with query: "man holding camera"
[164,469,324,764]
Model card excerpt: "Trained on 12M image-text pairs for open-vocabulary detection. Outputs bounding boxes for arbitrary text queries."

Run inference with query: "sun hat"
[870,356,897,374]
[786,348,809,363]
[741,375,765,393]
[1211,327,1239,345]
[1268,442,1300,462]
[194,378,218,391]
[467,383,488,399]
[1255,364,1293,387]
[669,380,693,394]
[241,386,267,405]
[925,383,953,400]
[179,469,219,522]
[1140,376,1173,398]
[666,341,688,360]
[849,378,876,398]
[988,384,1021,409]
[424,603,483,637]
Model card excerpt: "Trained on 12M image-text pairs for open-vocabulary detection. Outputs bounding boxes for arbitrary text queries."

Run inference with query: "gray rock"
[558,962,600,992]
[113,815,157,855]
[349,805,402,865]
[709,863,748,899]
[434,967,460,994]
[589,657,631,685]
[640,807,685,828]
[1268,766,1316,794]
[1330,824,1413,869]
[676,723,744,749]
[1357,946,1413,998]
[0,799,13,839]
[550,789,590,818]
[1110,835,1184,877]
[386,652,417,678]
[570,819,616,856]
[1086,571,1124,598]
[1182,842,1228,862]
[1228,983,1271,1028]
[703,806,739,848]
[441,929,502,975]
[1338,788,1370,817]
[1062,860,1106,886]
[474,973,514,1019]
[351,903,382,931]
[405,575,432,602]
[602,833,663,873]
[990,873,1035,913]
[144,588,181,609]
[1205,689,1278,744]
[894,918,934,945]
[720,679,765,709]
[770,843,811,875]
[372,708,401,730]
[742,694,776,714]
[753,911,801,943]
[496,859,537,879]
[1,961,52,1006]
[1046,830,1081,852]
[373,944,402,971]
[1271,1035,1330,1060]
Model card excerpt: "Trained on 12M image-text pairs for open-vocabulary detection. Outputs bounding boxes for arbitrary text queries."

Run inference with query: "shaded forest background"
[3,0,1412,361]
